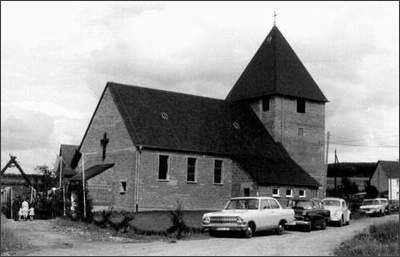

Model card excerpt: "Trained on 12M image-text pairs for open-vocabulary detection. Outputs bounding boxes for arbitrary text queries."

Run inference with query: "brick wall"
[79,87,137,211]
[250,96,327,197]
[137,150,233,211]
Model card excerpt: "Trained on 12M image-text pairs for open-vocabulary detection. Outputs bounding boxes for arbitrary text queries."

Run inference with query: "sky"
[1,1,399,174]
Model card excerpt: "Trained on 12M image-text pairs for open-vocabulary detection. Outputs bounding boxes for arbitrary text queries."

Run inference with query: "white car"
[321,197,351,226]
[202,197,295,238]
[360,198,389,216]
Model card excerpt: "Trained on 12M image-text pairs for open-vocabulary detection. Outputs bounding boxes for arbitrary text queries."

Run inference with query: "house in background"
[370,160,399,200]
[1,155,44,215]
[327,162,377,191]
[71,25,328,212]
[54,144,79,187]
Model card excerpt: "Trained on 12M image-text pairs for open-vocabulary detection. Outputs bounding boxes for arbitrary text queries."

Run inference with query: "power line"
[330,142,399,148]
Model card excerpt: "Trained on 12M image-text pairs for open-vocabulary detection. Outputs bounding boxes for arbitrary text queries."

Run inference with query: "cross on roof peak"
[273,12,277,26]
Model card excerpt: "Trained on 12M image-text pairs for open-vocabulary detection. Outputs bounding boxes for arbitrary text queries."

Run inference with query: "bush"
[128,211,173,235]
[334,220,399,256]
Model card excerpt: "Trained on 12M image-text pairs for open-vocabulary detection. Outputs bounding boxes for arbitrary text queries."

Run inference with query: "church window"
[120,181,127,194]
[286,189,293,197]
[297,99,306,113]
[244,188,250,196]
[272,188,280,196]
[299,189,305,198]
[187,157,196,182]
[214,160,223,184]
[262,97,270,111]
[158,155,169,180]
[298,128,304,137]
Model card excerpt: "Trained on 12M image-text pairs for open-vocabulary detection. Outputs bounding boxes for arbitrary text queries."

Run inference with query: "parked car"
[321,197,351,226]
[360,198,389,216]
[389,200,399,213]
[201,197,295,238]
[286,198,330,232]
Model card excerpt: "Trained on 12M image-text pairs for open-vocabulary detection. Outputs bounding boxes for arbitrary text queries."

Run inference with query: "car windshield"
[225,199,259,210]
[363,200,380,205]
[295,201,313,208]
[322,200,340,206]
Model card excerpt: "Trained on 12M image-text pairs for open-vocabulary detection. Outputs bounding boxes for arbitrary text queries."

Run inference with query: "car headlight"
[334,210,340,218]
[236,217,245,225]
[202,216,210,224]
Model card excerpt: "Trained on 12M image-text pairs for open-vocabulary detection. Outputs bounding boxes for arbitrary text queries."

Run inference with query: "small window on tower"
[262,97,270,111]
[298,128,304,137]
[297,99,306,113]
[120,181,127,194]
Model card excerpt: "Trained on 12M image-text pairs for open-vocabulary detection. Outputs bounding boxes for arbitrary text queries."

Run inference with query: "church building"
[73,25,328,212]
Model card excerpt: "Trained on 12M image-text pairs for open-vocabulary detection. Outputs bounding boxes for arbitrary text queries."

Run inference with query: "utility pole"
[334,149,337,189]
[325,131,330,165]
[82,153,86,219]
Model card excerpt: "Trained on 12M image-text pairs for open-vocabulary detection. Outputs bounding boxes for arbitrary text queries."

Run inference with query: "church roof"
[226,26,328,103]
[107,82,319,188]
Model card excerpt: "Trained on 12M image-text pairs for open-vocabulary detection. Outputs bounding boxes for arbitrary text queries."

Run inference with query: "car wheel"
[276,222,285,235]
[304,223,311,232]
[209,230,218,237]
[244,223,255,238]
[320,220,327,230]
[338,216,344,227]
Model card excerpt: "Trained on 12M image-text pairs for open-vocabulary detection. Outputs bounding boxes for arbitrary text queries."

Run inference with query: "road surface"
[6,214,399,256]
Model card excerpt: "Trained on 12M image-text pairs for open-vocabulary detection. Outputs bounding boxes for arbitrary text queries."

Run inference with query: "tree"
[326,178,359,199]
[34,165,56,192]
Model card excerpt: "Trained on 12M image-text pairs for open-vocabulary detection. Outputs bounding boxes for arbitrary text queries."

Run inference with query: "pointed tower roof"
[226,26,328,102]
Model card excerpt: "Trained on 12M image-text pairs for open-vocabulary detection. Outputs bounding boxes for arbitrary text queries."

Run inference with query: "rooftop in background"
[54,144,79,178]
[377,160,400,178]
[327,162,378,178]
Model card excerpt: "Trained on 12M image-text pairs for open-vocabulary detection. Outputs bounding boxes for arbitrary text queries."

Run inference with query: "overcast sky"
[1,1,399,173]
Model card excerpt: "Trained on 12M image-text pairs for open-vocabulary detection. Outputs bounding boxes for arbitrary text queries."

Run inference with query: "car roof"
[231,196,274,200]
[322,197,343,201]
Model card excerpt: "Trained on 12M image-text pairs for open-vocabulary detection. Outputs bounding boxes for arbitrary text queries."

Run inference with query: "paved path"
[7,214,399,256]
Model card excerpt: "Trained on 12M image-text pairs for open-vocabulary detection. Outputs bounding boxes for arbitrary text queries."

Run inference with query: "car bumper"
[360,209,380,214]
[286,219,311,226]
[202,224,248,231]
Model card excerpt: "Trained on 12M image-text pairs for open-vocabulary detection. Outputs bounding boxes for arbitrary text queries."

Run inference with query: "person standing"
[12,195,21,221]
[20,197,29,220]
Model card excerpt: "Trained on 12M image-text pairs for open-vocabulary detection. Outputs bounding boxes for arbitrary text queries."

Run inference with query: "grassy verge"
[334,220,399,256]
[1,214,32,254]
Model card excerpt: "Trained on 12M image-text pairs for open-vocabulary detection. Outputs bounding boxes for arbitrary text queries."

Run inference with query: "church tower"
[226,26,328,197]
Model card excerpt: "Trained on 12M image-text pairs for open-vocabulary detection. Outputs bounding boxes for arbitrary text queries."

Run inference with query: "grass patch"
[334,220,399,256]
[1,214,32,254]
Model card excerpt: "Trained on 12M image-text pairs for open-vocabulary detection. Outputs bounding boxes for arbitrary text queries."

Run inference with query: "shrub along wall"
[91,210,211,235]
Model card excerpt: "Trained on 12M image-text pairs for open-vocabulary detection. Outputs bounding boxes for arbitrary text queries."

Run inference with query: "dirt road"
[8,214,399,256]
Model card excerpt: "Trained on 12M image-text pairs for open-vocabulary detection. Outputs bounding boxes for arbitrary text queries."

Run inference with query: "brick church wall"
[79,88,137,211]
[137,150,233,211]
